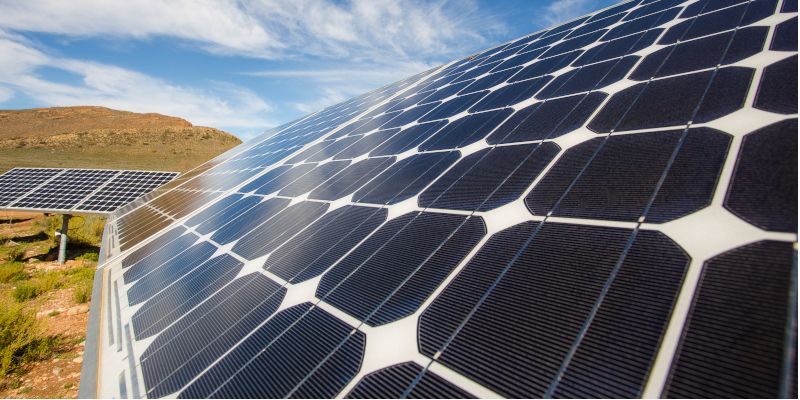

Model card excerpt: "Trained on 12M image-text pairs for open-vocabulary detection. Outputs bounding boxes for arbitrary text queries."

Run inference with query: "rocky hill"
[0,106,242,173]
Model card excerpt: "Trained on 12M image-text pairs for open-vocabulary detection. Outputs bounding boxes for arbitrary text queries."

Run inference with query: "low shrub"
[0,262,26,283]
[72,282,91,304]
[0,301,39,376]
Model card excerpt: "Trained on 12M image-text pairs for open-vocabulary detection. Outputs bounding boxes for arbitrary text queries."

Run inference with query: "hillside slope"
[0,106,242,173]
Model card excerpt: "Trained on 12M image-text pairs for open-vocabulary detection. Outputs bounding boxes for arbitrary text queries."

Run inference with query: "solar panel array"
[88,0,797,398]
[0,168,178,213]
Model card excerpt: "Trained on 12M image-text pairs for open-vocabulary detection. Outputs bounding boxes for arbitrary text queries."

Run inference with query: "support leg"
[58,214,70,264]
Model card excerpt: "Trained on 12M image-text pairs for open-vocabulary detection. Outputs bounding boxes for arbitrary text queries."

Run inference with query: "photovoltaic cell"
[664,241,795,398]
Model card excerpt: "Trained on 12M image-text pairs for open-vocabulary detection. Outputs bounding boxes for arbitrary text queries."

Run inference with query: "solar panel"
[83,0,798,398]
[0,168,178,214]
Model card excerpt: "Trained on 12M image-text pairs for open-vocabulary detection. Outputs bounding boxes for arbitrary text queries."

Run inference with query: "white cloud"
[0,0,501,61]
[0,31,275,132]
[539,0,595,26]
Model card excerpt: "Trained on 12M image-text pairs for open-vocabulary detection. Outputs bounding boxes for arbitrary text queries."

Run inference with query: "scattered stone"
[52,367,62,376]
[72,357,82,364]
[4,239,18,246]
[66,305,89,315]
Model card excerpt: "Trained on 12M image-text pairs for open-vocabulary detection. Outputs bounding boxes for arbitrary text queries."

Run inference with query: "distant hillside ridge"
[0,106,242,173]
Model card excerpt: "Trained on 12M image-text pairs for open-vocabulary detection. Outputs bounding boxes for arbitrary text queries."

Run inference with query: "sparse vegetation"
[0,211,100,396]
[0,106,241,174]
[0,301,61,376]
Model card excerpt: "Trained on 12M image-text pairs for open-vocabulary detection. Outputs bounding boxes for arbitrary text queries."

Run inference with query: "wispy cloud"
[0,0,501,61]
[0,30,276,131]
[0,0,508,139]
[538,0,595,26]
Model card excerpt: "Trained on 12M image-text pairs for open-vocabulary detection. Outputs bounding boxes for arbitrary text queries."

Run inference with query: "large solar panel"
[0,168,178,214]
[83,0,797,398]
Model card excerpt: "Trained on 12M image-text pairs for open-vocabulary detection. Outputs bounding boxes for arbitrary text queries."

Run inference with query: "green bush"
[12,282,39,302]
[72,282,91,304]
[0,262,27,283]
[76,252,99,262]
[5,246,25,262]
[0,301,39,376]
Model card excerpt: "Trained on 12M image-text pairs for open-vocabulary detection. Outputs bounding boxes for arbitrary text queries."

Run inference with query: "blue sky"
[0,0,618,139]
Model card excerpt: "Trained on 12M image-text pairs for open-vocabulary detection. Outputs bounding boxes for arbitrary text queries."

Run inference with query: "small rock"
[72,356,83,364]
[52,367,62,376]
[66,304,89,315]
[4,239,18,246]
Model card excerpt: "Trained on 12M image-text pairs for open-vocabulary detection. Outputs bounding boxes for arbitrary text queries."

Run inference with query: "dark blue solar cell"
[420,91,489,122]
[755,56,798,114]
[540,30,607,59]
[509,51,582,82]
[347,362,475,399]
[231,201,329,260]
[185,194,242,226]
[694,67,755,123]
[550,229,689,398]
[419,222,658,398]
[488,92,607,144]
[210,198,290,245]
[602,7,680,41]
[278,160,350,196]
[771,17,797,51]
[725,119,797,232]
[567,12,625,39]
[309,135,366,162]
[547,15,591,36]
[664,241,794,398]
[491,47,549,72]
[647,128,732,223]
[481,44,527,65]
[586,1,637,22]
[421,108,514,150]
[659,0,777,44]
[354,152,461,205]
[537,56,638,99]
[625,0,683,20]
[590,67,752,132]
[142,273,285,398]
[317,212,485,326]
[471,76,552,112]
[120,226,185,269]
[632,27,767,80]
[382,102,442,128]
[370,121,447,156]
[504,31,547,49]
[521,30,570,52]
[309,157,396,201]
[573,28,662,66]
[252,163,316,195]
[265,206,387,283]
[195,196,261,235]
[284,141,332,164]
[459,67,522,94]
[784,0,797,11]
[419,80,475,104]
[126,241,217,305]
[179,304,364,399]
[681,0,743,18]
[238,166,290,193]
[331,112,402,139]
[333,128,401,160]
[528,128,731,222]
[132,254,242,339]
[420,142,560,211]
[122,232,199,284]
[452,63,499,83]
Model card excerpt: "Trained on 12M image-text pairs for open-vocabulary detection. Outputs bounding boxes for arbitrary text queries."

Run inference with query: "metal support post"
[58,214,70,264]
